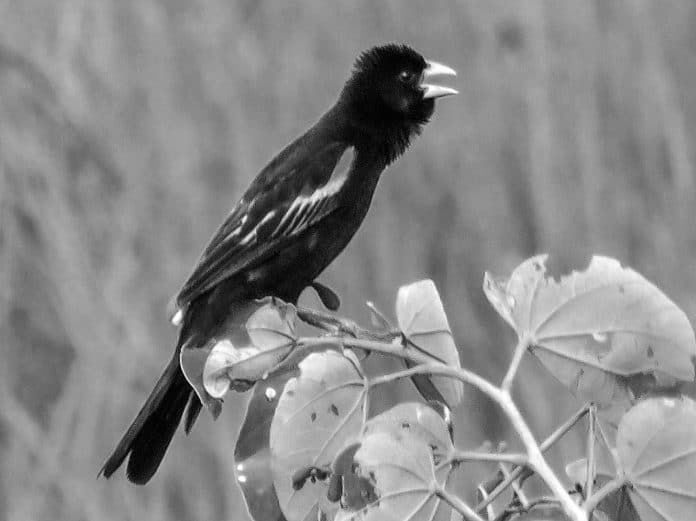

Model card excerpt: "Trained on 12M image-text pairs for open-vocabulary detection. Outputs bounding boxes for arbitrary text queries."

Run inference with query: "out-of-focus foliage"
[1,1,696,520]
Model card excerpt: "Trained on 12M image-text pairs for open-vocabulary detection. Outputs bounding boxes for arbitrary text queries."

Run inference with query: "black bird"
[100,43,457,484]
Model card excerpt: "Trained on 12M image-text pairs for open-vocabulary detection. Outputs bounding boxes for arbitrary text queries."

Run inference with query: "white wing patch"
[239,210,276,246]
[222,213,248,242]
[272,147,354,239]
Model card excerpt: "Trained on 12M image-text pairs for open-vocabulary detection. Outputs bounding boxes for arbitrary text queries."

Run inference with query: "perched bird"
[100,43,457,484]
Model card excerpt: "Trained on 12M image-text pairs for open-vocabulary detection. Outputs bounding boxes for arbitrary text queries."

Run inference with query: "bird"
[100,43,457,485]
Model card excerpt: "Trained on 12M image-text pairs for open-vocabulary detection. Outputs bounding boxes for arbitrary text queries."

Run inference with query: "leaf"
[334,429,451,521]
[247,298,297,350]
[396,280,463,408]
[483,255,696,404]
[202,299,297,398]
[180,298,271,413]
[616,396,696,521]
[270,350,366,521]
[565,456,616,488]
[234,368,298,521]
[361,402,454,466]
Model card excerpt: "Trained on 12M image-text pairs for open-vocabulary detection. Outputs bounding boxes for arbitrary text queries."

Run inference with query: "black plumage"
[100,43,456,484]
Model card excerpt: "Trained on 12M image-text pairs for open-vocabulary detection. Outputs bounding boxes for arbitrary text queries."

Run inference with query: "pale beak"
[421,60,458,99]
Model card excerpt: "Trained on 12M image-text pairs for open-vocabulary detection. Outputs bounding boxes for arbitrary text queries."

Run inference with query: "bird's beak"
[421,60,458,99]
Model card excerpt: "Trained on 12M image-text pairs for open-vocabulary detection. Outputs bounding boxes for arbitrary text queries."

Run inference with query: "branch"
[448,449,527,467]
[476,403,590,511]
[296,306,398,342]
[501,336,529,392]
[437,486,486,521]
[583,477,625,515]
[499,462,528,508]
[296,336,587,521]
[585,405,597,498]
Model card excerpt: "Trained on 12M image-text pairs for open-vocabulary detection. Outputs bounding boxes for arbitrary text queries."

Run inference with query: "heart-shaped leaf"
[616,396,696,521]
[362,402,454,465]
[202,299,297,398]
[484,255,696,404]
[270,350,366,521]
[334,429,451,521]
[396,280,463,408]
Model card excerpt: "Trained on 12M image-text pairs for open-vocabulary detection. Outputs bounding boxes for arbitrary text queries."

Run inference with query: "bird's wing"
[174,142,353,309]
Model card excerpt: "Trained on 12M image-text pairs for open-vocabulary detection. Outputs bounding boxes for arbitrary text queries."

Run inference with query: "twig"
[477,482,497,521]
[583,477,625,515]
[585,405,597,498]
[476,403,590,512]
[296,306,399,341]
[499,462,528,508]
[448,450,527,467]
[366,300,393,330]
[437,486,486,521]
[497,497,561,521]
[497,390,585,520]
[501,337,529,392]
[296,336,587,521]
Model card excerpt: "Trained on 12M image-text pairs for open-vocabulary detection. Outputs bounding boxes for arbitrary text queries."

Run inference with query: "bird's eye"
[398,70,417,84]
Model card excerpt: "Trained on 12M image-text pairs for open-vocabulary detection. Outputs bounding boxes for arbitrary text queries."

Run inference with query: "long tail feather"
[99,350,201,484]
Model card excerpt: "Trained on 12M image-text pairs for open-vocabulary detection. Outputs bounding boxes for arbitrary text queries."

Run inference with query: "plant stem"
[585,404,597,498]
[437,486,486,521]
[499,462,528,508]
[476,403,589,511]
[296,307,398,341]
[501,337,529,392]
[449,450,527,466]
[296,336,587,521]
[496,390,586,521]
[583,477,625,515]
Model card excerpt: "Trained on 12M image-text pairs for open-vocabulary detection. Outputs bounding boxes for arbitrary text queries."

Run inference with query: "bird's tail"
[99,348,202,484]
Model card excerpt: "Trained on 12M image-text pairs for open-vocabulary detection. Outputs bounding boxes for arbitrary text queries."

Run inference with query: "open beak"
[421,60,458,99]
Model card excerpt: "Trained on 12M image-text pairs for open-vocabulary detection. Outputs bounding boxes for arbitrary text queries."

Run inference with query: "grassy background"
[2,1,696,520]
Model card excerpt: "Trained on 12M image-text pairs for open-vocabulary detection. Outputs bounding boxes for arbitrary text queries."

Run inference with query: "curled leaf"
[484,255,696,404]
[396,280,463,408]
[270,351,366,521]
[247,298,297,350]
[201,299,297,399]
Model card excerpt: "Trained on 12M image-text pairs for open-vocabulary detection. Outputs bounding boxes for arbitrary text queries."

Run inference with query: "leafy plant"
[193,254,696,521]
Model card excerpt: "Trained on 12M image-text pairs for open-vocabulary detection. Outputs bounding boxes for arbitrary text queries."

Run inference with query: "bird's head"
[339,44,457,161]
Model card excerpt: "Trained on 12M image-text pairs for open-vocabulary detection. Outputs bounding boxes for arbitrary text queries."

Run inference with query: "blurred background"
[2,1,696,520]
